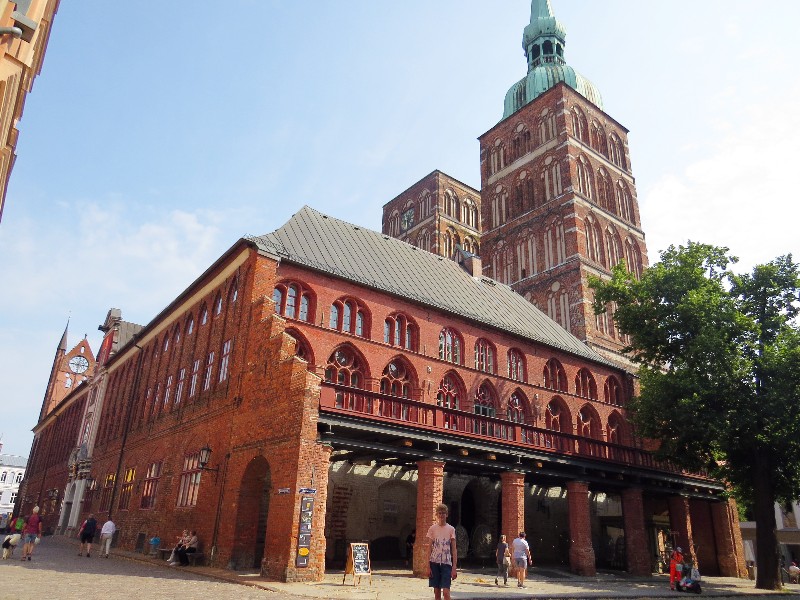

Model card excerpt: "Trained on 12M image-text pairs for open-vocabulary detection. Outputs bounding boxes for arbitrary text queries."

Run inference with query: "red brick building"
[382,171,481,259]
[20,0,748,584]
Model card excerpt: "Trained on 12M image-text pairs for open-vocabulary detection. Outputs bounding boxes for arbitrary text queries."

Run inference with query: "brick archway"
[231,455,272,570]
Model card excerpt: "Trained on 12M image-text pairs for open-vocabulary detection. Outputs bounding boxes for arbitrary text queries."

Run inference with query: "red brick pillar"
[501,471,525,574]
[621,487,650,575]
[414,460,445,578]
[711,498,748,578]
[668,495,695,561]
[567,480,596,576]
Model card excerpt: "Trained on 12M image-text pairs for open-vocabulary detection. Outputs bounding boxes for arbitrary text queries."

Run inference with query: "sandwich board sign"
[342,542,371,586]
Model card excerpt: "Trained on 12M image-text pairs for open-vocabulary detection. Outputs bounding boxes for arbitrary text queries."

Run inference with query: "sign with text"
[295,496,315,568]
[342,542,372,586]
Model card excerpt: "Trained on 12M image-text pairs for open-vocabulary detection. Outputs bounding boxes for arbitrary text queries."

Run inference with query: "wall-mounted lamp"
[198,445,219,473]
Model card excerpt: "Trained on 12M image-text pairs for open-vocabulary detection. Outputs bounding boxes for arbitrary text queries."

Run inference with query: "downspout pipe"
[0,27,22,37]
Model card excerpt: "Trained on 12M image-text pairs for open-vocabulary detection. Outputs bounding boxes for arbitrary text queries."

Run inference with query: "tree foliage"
[590,242,800,590]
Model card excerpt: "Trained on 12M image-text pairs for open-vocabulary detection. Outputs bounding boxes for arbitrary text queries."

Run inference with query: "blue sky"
[1,1,798,457]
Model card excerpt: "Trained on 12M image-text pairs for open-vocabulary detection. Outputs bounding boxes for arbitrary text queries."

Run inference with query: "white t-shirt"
[511,537,530,559]
[426,523,456,565]
[100,520,116,536]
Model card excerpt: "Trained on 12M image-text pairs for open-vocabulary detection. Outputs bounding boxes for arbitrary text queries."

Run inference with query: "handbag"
[503,555,511,567]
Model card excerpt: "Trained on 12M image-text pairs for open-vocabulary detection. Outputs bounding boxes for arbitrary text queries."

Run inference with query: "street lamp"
[198,445,219,472]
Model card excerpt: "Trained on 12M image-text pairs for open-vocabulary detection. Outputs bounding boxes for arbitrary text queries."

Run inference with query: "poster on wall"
[295,496,314,568]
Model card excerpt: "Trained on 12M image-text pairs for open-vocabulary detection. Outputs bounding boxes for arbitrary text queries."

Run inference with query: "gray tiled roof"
[248,206,612,367]
[0,455,27,468]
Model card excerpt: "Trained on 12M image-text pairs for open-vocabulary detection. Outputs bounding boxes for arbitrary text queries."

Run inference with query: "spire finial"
[530,0,555,21]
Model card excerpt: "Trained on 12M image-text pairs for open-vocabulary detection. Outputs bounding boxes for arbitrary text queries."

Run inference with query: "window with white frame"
[203,352,215,391]
[219,340,232,382]
[176,452,202,508]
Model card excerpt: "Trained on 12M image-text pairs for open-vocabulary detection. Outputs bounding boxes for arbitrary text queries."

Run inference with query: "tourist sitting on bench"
[175,530,198,566]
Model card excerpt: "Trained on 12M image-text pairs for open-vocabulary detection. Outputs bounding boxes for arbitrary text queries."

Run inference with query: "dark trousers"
[177,546,196,565]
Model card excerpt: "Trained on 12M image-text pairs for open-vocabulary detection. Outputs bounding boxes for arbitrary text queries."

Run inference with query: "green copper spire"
[502,0,602,119]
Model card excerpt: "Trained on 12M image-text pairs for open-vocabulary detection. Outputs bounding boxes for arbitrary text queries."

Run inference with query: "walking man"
[78,514,98,557]
[511,531,533,588]
[426,504,457,600]
[99,518,116,558]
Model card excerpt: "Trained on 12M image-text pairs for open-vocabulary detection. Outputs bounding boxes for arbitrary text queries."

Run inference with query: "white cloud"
[641,84,800,272]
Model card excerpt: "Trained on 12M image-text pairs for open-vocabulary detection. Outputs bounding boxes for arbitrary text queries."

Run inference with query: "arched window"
[605,226,622,267]
[186,314,195,336]
[577,156,593,199]
[575,368,598,399]
[214,293,223,316]
[543,358,568,391]
[507,391,527,423]
[438,328,462,364]
[228,278,239,304]
[444,189,460,220]
[543,158,563,201]
[544,217,565,269]
[419,190,432,218]
[380,359,413,399]
[463,198,478,228]
[607,411,630,448]
[325,347,364,387]
[578,405,601,439]
[597,168,613,213]
[416,231,430,252]
[591,122,607,156]
[604,376,622,406]
[546,398,568,432]
[330,298,369,337]
[473,383,496,417]
[172,325,181,352]
[325,346,367,410]
[624,237,643,280]
[585,216,603,266]
[546,282,570,331]
[437,373,463,429]
[384,313,417,351]
[538,109,556,144]
[491,185,508,228]
[286,328,313,363]
[609,133,627,170]
[577,404,602,456]
[572,107,589,144]
[200,304,209,326]
[507,348,526,382]
[273,282,314,322]
[615,181,633,222]
[474,339,495,374]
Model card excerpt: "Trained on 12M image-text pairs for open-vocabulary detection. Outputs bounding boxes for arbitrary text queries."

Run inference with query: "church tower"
[478,0,648,363]
[38,322,96,421]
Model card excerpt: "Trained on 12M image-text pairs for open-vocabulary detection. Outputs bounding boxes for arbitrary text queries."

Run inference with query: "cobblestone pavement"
[1,536,798,600]
[0,536,281,600]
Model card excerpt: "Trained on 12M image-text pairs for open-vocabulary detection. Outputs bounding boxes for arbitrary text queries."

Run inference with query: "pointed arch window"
[436,374,461,410]
[586,216,603,266]
[200,305,209,326]
[474,339,495,374]
[384,313,417,351]
[380,360,412,399]
[473,383,496,418]
[604,376,622,406]
[507,392,526,423]
[576,156,594,199]
[575,368,598,399]
[330,297,369,337]
[543,358,568,392]
[507,348,526,382]
[214,293,223,316]
[438,328,462,364]
[273,282,314,322]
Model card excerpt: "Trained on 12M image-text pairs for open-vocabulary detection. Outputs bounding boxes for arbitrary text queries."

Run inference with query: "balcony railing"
[319,383,708,479]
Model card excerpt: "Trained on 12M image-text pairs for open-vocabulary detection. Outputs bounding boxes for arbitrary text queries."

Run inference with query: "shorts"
[80,532,94,544]
[428,561,453,589]
[515,556,528,568]
[24,534,37,544]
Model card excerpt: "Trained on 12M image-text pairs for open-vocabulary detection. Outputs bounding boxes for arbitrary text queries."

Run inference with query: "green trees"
[591,243,800,591]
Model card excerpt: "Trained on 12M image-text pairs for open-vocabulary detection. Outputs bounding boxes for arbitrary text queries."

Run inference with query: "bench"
[157,547,205,566]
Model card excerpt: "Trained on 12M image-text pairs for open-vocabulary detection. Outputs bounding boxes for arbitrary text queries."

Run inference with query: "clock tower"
[38,322,96,421]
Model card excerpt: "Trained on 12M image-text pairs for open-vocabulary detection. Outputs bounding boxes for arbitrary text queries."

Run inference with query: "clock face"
[400,208,414,231]
[68,356,90,374]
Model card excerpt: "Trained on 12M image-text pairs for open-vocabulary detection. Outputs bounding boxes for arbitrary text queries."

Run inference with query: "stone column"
[567,480,596,576]
[501,471,525,574]
[621,487,650,575]
[668,495,694,561]
[710,498,748,578]
[414,460,445,577]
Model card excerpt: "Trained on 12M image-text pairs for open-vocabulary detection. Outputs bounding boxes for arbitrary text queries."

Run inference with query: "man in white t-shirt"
[426,503,457,600]
[99,518,116,558]
[511,531,532,588]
